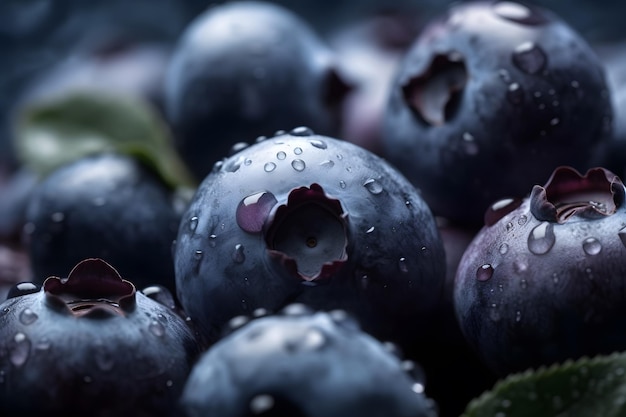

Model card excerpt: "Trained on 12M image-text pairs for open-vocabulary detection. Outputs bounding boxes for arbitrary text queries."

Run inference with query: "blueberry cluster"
[1,0,626,416]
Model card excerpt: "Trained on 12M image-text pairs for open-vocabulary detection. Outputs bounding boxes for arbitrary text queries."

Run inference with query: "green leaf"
[462,352,626,417]
[14,91,196,189]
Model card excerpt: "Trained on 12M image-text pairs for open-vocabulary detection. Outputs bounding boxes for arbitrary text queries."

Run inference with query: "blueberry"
[0,258,200,416]
[454,165,626,376]
[164,1,351,181]
[179,305,438,417]
[24,152,183,292]
[382,0,612,227]
[174,129,445,351]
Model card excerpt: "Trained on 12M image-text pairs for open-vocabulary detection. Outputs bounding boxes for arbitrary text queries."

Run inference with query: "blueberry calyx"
[44,258,136,318]
[401,52,467,126]
[265,183,348,283]
[530,166,625,223]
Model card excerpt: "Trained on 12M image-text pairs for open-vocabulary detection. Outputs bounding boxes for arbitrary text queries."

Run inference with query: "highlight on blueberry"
[0,258,201,416]
[173,128,446,351]
[454,165,626,376]
[179,305,438,417]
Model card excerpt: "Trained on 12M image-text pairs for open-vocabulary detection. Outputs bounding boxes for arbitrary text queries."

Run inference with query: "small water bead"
[256,135,267,143]
[10,333,31,367]
[412,382,425,394]
[263,162,276,172]
[212,160,224,173]
[274,130,286,137]
[236,191,277,233]
[208,234,217,248]
[149,320,165,337]
[528,222,556,255]
[582,237,602,255]
[244,158,252,166]
[233,244,245,263]
[513,259,528,274]
[19,308,38,325]
[476,264,494,281]
[291,159,306,171]
[339,181,346,189]
[294,147,303,155]
[363,178,383,195]
[518,214,528,226]
[520,279,527,289]
[462,132,479,155]
[250,394,274,414]
[319,160,335,168]
[189,216,199,232]
[398,258,409,273]
[276,151,286,160]
[550,117,560,126]
[229,142,249,155]
[493,2,547,25]
[499,243,509,255]
[506,222,514,231]
[290,126,314,137]
[194,250,203,260]
[512,42,547,75]
[366,226,375,234]
[309,139,327,149]
[507,82,524,105]
[515,311,522,322]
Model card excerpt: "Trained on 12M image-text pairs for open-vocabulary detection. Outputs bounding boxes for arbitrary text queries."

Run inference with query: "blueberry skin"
[454,166,626,376]
[179,306,438,417]
[382,0,612,227]
[0,258,200,417]
[164,1,350,181]
[25,153,183,292]
[174,129,445,349]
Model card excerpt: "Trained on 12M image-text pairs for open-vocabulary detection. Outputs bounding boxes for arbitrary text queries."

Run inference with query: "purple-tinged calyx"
[44,258,136,318]
[266,184,348,282]
[530,166,625,223]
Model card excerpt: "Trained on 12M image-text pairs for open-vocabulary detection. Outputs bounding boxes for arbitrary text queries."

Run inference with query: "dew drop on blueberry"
[264,162,276,172]
[18,308,38,326]
[149,320,166,337]
[293,147,303,155]
[398,257,409,273]
[290,126,314,137]
[527,221,556,255]
[582,237,602,255]
[339,180,346,189]
[236,191,278,233]
[363,178,383,195]
[499,243,509,255]
[291,159,306,171]
[189,216,199,232]
[10,333,30,367]
[249,394,274,414]
[309,139,327,149]
[319,160,335,169]
[276,151,286,160]
[512,42,547,75]
[507,82,524,105]
[476,264,494,281]
[462,132,479,155]
[6,282,40,299]
[492,1,547,25]
[233,244,245,263]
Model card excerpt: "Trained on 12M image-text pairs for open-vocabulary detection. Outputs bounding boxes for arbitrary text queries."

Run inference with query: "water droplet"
[462,132,479,155]
[189,216,198,232]
[582,237,602,255]
[228,315,249,330]
[552,273,559,284]
[229,142,249,155]
[309,139,327,149]
[363,178,383,195]
[489,303,501,321]
[236,191,278,233]
[244,158,252,166]
[302,328,326,350]
[290,126,314,136]
[336,154,344,160]
[282,303,312,316]
[520,279,528,289]
[35,337,51,350]
[476,264,494,281]
[493,1,547,25]
[506,222,514,231]
[264,162,276,172]
[274,130,286,137]
[366,226,375,234]
[294,147,303,155]
[250,394,274,414]
[518,215,528,226]
[149,320,165,337]
[209,234,217,248]
[291,159,306,171]
[19,308,38,325]
[499,243,509,255]
[513,259,528,274]
[339,181,346,189]
[512,42,547,75]
[571,80,580,89]
[194,250,203,260]
[399,258,409,273]
[412,382,425,394]
[10,333,30,367]
[319,160,335,168]
[528,221,555,255]
[507,82,524,105]
[51,212,64,222]
[224,156,243,172]
[233,244,245,263]
[276,151,286,160]
[550,117,560,126]
[515,310,522,322]
[256,135,267,143]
